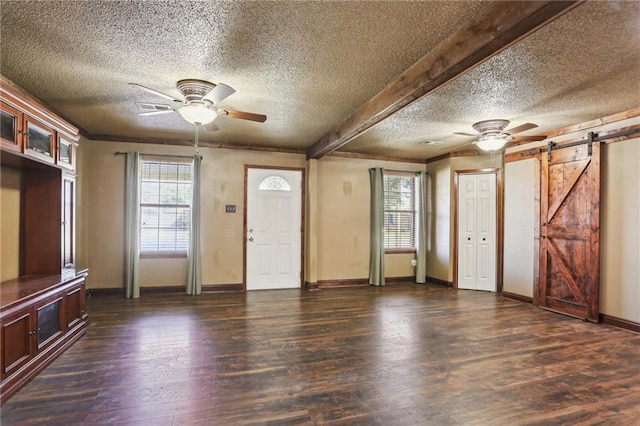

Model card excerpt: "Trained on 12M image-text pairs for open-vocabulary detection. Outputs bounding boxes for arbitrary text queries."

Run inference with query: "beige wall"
[315,156,426,282]
[503,159,536,297]
[1,167,21,281]
[425,158,451,282]
[83,142,427,289]
[84,139,307,289]
[601,138,640,322]
[75,137,89,271]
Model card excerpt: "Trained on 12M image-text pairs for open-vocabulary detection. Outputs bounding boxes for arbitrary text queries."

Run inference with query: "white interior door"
[457,173,497,291]
[246,168,302,290]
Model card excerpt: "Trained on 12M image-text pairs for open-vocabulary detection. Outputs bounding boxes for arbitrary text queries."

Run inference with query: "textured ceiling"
[1,1,638,160]
[344,0,640,158]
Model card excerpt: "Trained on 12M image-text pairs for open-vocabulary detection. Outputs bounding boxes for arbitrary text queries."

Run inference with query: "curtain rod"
[114,152,197,159]
[384,169,423,174]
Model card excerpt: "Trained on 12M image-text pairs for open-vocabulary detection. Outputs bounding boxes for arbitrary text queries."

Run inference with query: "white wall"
[503,159,536,298]
[601,138,640,322]
[425,158,451,281]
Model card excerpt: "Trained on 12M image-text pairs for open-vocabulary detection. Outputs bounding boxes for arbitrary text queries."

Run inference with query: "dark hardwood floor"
[2,283,639,425]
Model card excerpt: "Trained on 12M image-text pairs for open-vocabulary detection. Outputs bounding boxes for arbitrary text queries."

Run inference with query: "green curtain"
[415,171,428,283]
[369,168,385,286]
[124,152,140,298]
[186,155,203,295]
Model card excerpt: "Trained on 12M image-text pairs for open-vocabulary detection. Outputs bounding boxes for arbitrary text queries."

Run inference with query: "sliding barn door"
[539,141,600,322]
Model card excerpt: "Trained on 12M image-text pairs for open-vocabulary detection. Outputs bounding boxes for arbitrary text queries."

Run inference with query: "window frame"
[138,156,193,259]
[383,171,418,254]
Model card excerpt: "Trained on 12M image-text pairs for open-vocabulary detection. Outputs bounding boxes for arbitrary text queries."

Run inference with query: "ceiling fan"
[129,79,267,131]
[452,119,546,151]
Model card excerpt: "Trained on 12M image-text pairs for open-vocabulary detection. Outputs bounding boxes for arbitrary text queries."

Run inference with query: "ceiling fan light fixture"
[177,104,217,125]
[476,132,511,151]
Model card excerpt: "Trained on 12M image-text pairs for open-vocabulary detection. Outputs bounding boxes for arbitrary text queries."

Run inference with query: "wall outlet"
[411,259,417,267]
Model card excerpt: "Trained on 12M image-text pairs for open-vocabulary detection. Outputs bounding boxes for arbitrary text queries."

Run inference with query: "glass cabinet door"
[25,118,55,163]
[57,136,75,170]
[0,101,23,153]
[36,297,64,349]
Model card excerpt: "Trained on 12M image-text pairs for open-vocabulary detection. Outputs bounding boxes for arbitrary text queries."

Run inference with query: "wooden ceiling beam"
[306,0,584,160]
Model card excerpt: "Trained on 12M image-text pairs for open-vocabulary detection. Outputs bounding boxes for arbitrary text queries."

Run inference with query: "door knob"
[482,237,486,241]
[248,237,254,242]
[467,237,471,241]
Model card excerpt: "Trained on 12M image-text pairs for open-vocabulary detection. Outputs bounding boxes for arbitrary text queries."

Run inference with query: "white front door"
[246,168,302,290]
[457,173,497,292]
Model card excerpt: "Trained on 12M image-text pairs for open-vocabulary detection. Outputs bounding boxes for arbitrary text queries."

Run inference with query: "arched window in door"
[258,176,291,191]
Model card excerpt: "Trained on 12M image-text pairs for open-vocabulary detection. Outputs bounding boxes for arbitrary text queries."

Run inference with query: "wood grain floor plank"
[1,284,639,425]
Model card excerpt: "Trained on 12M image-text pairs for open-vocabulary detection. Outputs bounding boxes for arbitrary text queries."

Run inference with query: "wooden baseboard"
[88,283,243,297]
[502,292,534,304]
[386,276,416,284]
[202,283,243,293]
[305,281,319,290]
[599,313,640,334]
[317,276,415,288]
[318,278,369,288]
[426,276,453,287]
[498,294,639,334]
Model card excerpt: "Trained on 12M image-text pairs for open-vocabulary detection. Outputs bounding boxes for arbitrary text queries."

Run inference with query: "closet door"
[458,173,497,291]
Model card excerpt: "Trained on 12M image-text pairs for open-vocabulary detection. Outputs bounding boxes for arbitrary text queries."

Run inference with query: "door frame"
[243,165,306,291]
[453,168,503,291]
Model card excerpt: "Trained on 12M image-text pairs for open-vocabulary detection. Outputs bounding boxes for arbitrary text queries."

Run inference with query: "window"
[259,175,291,191]
[384,173,417,250]
[140,159,192,255]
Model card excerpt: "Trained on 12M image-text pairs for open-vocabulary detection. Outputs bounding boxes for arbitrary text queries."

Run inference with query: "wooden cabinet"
[0,76,86,403]
[62,174,76,268]
[24,117,56,164]
[0,101,23,153]
[0,272,88,402]
[57,134,76,171]
[0,77,78,172]
[1,310,33,379]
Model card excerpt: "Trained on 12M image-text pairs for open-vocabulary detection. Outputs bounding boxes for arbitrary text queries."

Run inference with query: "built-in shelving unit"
[0,75,87,403]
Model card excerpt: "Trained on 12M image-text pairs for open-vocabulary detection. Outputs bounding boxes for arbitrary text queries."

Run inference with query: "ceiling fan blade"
[454,132,477,137]
[219,109,267,123]
[506,122,538,135]
[511,135,547,142]
[129,83,183,103]
[138,110,176,116]
[203,83,236,105]
[204,121,220,132]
